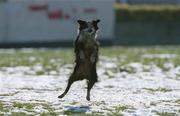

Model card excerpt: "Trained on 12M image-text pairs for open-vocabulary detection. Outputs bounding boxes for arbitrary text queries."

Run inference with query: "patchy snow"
[142,54,177,59]
[0,57,180,115]
[0,49,16,54]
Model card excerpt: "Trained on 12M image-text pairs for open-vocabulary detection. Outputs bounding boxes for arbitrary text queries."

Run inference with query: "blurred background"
[0,0,180,48]
[1,1,180,115]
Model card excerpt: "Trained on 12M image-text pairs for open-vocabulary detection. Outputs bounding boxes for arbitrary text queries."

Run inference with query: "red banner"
[29,4,48,11]
[48,10,64,19]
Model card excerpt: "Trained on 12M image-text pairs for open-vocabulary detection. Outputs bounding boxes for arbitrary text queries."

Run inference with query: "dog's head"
[77,19,100,38]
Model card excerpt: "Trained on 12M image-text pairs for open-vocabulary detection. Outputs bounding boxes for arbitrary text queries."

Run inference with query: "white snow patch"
[142,54,177,59]
[0,58,180,115]
[29,56,37,62]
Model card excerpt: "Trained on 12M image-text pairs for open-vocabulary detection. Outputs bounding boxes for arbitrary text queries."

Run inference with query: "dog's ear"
[77,20,86,25]
[77,20,87,31]
[92,19,100,30]
[93,19,100,23]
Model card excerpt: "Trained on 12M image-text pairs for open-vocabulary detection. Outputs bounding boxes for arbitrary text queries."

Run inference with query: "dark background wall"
[115,22,180,45]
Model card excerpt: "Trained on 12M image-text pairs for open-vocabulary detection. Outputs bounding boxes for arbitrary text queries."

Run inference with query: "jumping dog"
[58,19,100,101]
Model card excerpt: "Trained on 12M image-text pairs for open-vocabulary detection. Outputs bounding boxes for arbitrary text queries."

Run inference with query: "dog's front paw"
[90,56,96,63]
[58,94,65,99]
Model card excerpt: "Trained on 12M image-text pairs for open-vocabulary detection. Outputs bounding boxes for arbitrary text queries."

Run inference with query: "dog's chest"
[85,39,95,48]
[84,41,97,60]
[77,35,97,56]
[79,36,96,48]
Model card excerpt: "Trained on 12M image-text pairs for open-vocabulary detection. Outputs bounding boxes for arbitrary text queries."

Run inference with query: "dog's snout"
[88,29,93,33]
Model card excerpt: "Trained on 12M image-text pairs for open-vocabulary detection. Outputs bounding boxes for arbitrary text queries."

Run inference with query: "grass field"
[0,46,180,116]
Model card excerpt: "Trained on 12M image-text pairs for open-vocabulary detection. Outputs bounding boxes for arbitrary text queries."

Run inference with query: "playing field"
[0,46,180,116]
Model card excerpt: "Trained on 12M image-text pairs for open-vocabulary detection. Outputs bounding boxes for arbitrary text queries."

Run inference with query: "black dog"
[58,19,100,101]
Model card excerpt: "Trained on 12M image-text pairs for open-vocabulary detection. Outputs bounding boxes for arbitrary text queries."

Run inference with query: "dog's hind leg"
[58,62,82,99]
[58,75,76,99]
[86,80,96,101]
[86,66,98,101]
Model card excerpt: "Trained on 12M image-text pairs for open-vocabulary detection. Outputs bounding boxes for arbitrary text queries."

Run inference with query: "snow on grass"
[142,54,177,59]
[0,47,180,115]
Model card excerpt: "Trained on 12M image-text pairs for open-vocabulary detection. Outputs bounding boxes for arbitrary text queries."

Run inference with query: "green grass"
[0,48,72,67]
[106,105,129,116]
[41,103,59,116]
[0,102,59,116]
[175,99,180,105]
[0,46,180,75]
[101,46,180,69]
[0,102,4,109]
[0,48,73,75]
[143,87,172,93]
[13,102,35,109]
[11,112,29,116]
[156,112,177,116]
[0,101,9,113]
[0,46,180,116]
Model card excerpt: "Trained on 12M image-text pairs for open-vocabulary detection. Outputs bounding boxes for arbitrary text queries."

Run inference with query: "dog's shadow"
[64,105,91,114]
